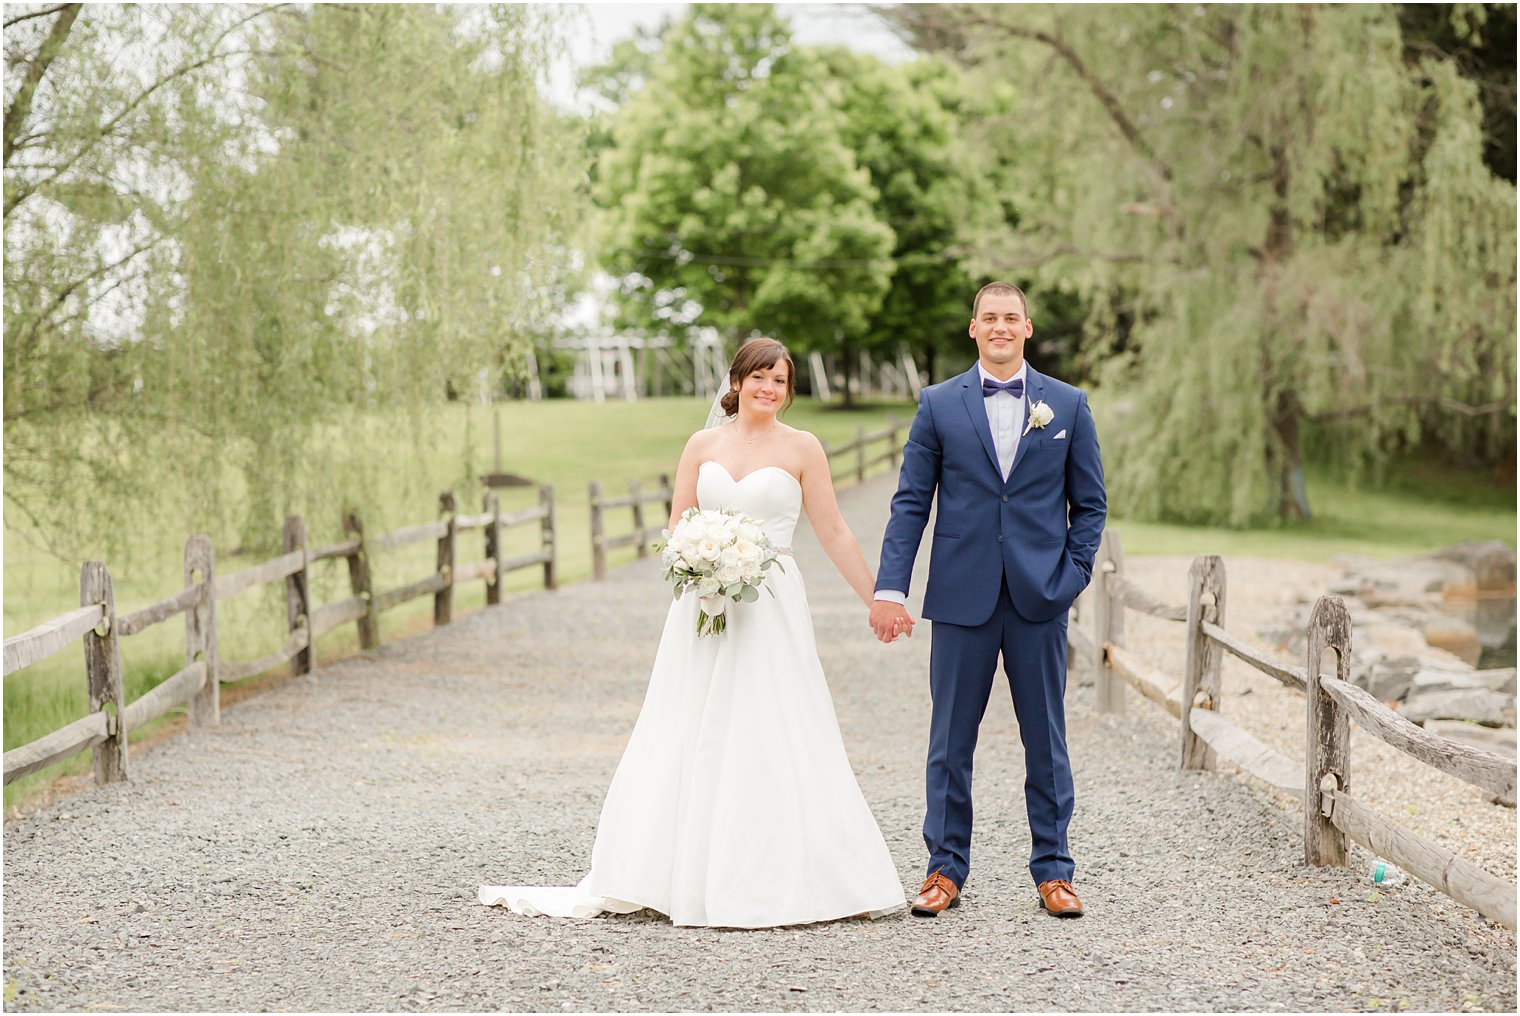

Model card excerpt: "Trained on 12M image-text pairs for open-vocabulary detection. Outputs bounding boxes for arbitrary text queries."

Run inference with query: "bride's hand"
[869,600,914,643]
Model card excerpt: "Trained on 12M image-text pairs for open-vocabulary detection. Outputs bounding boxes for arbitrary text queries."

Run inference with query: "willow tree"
[4,4,582,557]
[891,4,1516,524]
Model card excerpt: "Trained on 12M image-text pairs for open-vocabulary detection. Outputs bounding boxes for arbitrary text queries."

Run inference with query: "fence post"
[629,478,648,558]
[658,472,673,526]
[855,425,866,483]
[589,481,606,581]
[484,491,503,606]
[1305,595,1354,867]
[343,508,379,650]
[80,561,126,783]
[888,414,901,469]
[283,515,313,678]
[1180,554,1226,771]
[1092,530,1126,714]
[540,484,558,591]
[435,490,456,626]
[184,535,218,729]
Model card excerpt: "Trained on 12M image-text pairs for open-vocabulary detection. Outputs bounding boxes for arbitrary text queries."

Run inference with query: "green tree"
[590,4,895,401]
[4,4,584,555]
[892,3,1516,524]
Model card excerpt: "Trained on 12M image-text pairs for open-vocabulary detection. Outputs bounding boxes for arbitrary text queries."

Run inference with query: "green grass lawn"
[4,394,1513,810]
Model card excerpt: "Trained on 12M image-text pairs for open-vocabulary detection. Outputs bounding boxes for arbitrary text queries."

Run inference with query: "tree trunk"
[839,336,855,408]
[1261,142,1310,520]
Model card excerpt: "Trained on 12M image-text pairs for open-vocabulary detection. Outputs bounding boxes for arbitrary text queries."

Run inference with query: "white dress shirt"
[876,361,1027,606]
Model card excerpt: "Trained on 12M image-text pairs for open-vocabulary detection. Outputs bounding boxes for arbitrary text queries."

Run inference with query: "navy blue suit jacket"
[876,364,1106,626]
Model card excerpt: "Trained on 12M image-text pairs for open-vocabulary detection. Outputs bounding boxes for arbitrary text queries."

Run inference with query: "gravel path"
[4,473,1515,1012]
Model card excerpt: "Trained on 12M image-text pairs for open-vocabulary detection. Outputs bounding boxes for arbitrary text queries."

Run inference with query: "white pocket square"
[1053,429,1067,440]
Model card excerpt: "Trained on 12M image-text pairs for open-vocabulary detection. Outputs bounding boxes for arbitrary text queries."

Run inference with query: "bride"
[480,337,908,928]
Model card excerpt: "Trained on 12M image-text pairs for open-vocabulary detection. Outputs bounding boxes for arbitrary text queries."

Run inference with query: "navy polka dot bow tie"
[981,377,1024,398]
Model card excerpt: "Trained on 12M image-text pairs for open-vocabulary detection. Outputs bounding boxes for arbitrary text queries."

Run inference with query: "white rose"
[697,576,721,595]
[738,522,762,543]
[719,547,741,568]
[1025,400,1055,434]
[716,565,741,586]
[697,538,721,561]
[736,540,760,563]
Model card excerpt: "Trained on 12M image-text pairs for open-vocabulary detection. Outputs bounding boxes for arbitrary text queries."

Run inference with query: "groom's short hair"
[973,281,1029,319]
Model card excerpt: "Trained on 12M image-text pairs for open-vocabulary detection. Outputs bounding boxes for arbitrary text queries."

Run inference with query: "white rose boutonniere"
[1024,400,1055,436]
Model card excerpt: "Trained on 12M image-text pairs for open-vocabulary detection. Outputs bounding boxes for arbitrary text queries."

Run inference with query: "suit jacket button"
[997,535,1004,543]
[1001,495,1009,503]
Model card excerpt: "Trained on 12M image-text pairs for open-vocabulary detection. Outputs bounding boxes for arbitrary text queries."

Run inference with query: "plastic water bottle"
[1369,860,1406,887]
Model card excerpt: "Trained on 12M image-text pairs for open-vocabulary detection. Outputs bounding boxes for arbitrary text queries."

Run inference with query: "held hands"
[869,600,915,644]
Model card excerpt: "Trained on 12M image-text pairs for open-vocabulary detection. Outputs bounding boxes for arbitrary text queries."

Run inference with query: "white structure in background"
[555,328,727,403]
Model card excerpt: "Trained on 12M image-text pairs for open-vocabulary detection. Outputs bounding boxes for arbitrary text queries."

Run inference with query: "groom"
[870,281,1106,918]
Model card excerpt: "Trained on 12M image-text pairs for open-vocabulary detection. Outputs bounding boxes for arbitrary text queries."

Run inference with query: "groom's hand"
[870,600,915,643]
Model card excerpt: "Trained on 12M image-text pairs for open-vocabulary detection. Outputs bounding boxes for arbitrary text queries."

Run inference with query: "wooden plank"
[1067,620,1096,664]
[539,484,558,591]
[184,536,219,729]
[343,509,379,651]
[213,549,304,600]
[500,549,553,573]
[435,491,456,627]
[311,596,366,639]
[1320,676,1516,800]
[1106,642,1183,718]
[1323,787,1515,930]
[283,516,312,679]
[4,604,103,675]
[498,503,550,528]
[374,572,448,614]
[121,660,207,731]
[81,562,126,783]
[1107,573,1187,622]
[1094,531,1126,715]
[1305,595,1353,867]
[594,493,641,510]
[309,537,361,562]
[220,626,311,682]
[3,711,111,785]
[453,512,492,532]
[589,480,607,582]
[117,586,199,637]
[369,519,449,554]
[1181,554,1227,772]
[454,558,496,584]
[1202,620,1307,691]
[1189,708,1303,798]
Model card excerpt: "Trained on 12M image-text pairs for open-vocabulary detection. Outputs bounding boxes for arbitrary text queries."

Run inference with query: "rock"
[1400,687,1515,727]
[1421,616,1482,666]
[1421,719,1517,758]
[1434,541,1517,593]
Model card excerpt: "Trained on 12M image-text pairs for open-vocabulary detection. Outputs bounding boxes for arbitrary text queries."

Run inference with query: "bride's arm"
[666,432,709,530]
[798,433,878,608]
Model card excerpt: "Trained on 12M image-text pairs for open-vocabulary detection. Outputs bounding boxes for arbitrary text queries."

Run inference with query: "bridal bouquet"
[656,506,783,638]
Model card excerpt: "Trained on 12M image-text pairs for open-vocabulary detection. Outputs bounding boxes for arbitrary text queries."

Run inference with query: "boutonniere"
[1024,400,1054,436]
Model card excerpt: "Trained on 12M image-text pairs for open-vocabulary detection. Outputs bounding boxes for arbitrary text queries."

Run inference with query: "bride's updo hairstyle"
[720,337,796,418]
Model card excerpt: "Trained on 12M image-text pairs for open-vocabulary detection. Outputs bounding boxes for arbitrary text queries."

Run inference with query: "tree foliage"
[891,3,1516,525]
[4,4,583,557]
[587,4,998,394]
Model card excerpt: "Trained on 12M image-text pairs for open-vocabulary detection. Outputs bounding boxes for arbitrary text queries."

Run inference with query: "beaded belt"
[774,546,793,556]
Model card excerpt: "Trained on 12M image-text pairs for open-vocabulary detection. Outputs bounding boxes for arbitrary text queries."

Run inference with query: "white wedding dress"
[479,460,906,928]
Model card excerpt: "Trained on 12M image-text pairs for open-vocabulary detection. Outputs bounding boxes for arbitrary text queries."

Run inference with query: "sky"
[544,2,914,111]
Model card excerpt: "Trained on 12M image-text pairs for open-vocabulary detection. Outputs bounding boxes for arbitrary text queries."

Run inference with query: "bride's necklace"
[735,422,777,446]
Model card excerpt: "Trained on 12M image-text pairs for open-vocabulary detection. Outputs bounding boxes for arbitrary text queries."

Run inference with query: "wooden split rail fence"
[3,487,557,788]
[587,416,903,581]
[1070,529,1517,929]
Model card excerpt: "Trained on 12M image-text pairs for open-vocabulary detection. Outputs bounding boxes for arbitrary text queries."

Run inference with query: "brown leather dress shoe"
[910,870,960,916]
[1037,879,1084,918]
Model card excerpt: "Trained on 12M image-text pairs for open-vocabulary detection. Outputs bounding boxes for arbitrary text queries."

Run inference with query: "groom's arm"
[875,388,942,597]
[1064,391,1106,581]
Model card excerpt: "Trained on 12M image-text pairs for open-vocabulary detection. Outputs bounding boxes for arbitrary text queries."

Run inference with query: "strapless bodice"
[696,461,802,548]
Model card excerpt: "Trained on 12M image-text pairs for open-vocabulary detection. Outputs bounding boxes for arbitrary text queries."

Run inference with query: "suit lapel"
[1006,366,1047,481]
[956,366,1003,480]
